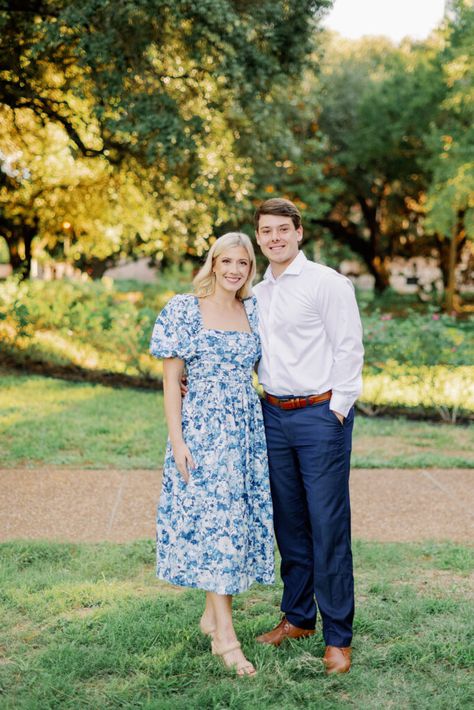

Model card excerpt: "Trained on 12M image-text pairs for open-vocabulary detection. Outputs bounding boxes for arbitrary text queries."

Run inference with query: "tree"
[306,34,447,291]
[423,0,474,310]
[0,106,169,277]
[253,19,472,297]
[0,0,332,276]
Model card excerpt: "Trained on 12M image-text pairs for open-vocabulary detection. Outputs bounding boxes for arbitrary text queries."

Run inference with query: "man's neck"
[270,251,300,279]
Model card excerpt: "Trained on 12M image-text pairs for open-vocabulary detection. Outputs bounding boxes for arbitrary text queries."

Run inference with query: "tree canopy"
[248,2,473,296]
[0,0,472,308]
[0,0,331,274]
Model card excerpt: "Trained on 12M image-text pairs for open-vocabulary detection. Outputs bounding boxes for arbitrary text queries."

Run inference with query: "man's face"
[256,214,303,269]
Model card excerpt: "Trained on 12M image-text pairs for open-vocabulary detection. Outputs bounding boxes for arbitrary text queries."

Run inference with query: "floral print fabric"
[150,294,274,594]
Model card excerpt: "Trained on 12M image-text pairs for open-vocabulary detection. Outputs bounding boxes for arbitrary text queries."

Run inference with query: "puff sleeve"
[150,294,194,360]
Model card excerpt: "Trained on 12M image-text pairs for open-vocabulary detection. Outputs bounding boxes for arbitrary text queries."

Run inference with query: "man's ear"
[297,227,303,243]
[255,231,261,246]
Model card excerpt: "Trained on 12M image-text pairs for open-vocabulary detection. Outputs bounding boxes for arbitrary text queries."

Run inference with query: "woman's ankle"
[214,629,238,645]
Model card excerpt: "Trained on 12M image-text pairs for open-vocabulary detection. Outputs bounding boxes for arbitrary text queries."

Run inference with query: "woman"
[150,232,274,677]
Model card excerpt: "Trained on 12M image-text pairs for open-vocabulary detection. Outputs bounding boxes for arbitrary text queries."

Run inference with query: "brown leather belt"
[263,390,332,410]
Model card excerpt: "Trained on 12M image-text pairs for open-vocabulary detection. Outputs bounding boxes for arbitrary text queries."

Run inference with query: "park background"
[0,1,473,708]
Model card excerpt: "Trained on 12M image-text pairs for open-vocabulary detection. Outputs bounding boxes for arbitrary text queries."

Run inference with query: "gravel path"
[1,467,473,544]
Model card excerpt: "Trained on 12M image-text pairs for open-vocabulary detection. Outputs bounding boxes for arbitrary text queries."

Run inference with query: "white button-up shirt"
[253,251,364,417]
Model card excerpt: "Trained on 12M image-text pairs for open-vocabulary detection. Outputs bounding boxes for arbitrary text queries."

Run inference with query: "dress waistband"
[187,365,252,386]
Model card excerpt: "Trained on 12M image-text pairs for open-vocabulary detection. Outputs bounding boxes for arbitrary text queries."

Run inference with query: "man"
[253,197,364,674]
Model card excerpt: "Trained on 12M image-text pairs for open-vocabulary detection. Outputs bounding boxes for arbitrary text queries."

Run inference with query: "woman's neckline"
[194,295,252,334]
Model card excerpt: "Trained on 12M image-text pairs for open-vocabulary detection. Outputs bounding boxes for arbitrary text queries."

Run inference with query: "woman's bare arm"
[163,358,195,482]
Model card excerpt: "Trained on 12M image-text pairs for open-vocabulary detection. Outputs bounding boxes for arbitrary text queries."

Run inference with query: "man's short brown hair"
[254,198,302,230]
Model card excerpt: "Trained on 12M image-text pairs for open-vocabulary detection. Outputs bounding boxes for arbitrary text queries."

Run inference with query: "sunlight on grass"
[1,374,100,403]
[32,330,135,374]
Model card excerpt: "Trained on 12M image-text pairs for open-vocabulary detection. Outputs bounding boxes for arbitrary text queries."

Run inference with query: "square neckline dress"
[150,293,275,594]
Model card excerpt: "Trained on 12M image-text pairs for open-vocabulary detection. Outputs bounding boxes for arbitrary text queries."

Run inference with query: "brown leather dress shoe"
[256,617,315,646]
[323,646,352,674]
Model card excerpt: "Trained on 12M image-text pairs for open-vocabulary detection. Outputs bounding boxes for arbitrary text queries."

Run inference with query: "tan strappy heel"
[211,639,257,677]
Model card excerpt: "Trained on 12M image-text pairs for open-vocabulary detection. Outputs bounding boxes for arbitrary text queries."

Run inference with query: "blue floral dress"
[150,293,274,595]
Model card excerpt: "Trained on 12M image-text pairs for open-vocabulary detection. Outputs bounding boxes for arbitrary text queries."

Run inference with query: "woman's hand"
[171,439,195,483]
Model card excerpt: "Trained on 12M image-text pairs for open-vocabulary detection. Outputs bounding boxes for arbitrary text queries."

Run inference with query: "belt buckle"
[289,397,305,410]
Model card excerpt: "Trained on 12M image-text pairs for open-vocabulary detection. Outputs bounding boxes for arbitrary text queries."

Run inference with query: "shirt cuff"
[329,393,355,418]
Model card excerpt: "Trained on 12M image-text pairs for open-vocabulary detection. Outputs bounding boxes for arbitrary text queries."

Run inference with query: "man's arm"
[317,274,364,419]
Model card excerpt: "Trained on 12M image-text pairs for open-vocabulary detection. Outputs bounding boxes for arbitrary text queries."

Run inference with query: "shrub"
[1,278,472,421]
[363,311,473,421]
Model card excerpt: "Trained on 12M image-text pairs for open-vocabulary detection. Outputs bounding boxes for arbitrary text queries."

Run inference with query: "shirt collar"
[263,250,308,282]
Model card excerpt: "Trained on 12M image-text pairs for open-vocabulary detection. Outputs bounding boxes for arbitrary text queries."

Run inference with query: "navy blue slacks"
[262,398,354,647]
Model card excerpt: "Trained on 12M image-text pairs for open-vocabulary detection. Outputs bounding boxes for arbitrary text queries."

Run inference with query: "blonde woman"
[150,233,274,677]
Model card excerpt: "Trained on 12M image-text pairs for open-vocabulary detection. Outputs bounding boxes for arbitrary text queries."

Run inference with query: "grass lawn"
[0,540,472,709]
[0,372,472,470]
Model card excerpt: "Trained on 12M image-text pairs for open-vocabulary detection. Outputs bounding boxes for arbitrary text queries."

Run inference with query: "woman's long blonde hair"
[193,232,256,300]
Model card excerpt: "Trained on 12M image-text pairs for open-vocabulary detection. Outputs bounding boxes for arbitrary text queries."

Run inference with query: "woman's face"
[212,245,251,294]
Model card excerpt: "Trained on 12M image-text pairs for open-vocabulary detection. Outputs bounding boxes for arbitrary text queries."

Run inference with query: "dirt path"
[0,467,473,544]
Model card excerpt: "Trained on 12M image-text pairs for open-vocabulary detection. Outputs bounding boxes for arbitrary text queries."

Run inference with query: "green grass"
[1,372,473,469]
[0,371,167,469]
[0,540,472,709]
[353,417,474,468]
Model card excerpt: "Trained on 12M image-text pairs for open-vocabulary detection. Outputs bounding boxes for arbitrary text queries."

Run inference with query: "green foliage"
[0,277,33,339]
[0,540,472,708]
[0,0,331,273]
[307,35,443,288]
[0,277,168,376]
[1,277,472,420]
[362,310,473,420]
[363,311,473,370]
[425,0,474,239]
[257,11,473,296]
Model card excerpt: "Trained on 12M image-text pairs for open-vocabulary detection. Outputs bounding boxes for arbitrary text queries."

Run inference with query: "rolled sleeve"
[318,275,364,416]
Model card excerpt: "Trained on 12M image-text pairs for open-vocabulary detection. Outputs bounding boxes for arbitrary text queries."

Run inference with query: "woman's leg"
[207,592,256,676]
[199,592,216,636]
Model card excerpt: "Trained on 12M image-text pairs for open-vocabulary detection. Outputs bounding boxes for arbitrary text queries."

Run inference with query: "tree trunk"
[75,255,115,279]
[356,194,390,293]
[444,211,466,313]
[437,230,466,291]
[310,216,391,292]
[445,230,457,312]
[370,256,391,292]
[5,219,37,280]
[22,219,37,279]
[7,234,24,273]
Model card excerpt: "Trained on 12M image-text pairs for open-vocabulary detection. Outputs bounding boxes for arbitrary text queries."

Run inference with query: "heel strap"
[212,640,241,656]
